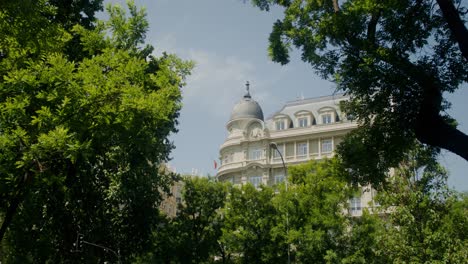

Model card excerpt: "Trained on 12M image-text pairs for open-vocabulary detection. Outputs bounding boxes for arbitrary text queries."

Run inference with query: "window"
[272,143,284,159]
[322,113,332,124]
[297,142,308,156]
[223,153,234,164]
[249,176,262,188]
[321,139,332,153]
[275,175,285,184]
[275,120,285,130]
[346,113,355,121]
[250,149,262,160]
[372,190,380,207]
[298,117,308,127]
[350,197,362,215]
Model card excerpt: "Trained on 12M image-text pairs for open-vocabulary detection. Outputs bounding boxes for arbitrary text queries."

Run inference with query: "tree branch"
[436,0,468,60]
[366,10,381,47]
[347,35,468,161]
[378,50,468,161]
[332,0,340,12]
[415,110,468,160]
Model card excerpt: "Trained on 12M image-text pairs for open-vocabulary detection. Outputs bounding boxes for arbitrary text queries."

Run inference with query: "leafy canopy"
[0,0,192,262]
[249,0,468,185]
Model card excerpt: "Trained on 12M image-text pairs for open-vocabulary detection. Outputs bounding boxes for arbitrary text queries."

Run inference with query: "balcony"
[217,158,268,175]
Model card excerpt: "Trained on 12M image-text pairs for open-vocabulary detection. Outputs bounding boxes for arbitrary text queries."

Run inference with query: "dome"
[229,91,264,121]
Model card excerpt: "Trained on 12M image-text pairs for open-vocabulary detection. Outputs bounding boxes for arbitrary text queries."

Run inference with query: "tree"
[373,146,468,263]
[219,159,353,264]
[249,0,468,185]
[169,177,229,263]
[0,0,192,262]
[282,159,352,263]
[222,184,284,263]
[135,177,229,264]
[339,211,388,264]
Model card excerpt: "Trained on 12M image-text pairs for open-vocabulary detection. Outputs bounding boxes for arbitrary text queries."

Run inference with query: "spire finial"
[244,81,251,98]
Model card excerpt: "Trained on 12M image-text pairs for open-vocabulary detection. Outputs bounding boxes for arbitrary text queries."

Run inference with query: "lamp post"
[270,142,290,264]
[74,233,121,264]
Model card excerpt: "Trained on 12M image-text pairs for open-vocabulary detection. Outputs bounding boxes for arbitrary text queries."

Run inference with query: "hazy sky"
[102,0,468,191]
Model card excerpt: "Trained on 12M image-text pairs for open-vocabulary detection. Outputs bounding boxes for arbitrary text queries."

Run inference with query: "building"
[216,83,376,216]
[159,180,184,218]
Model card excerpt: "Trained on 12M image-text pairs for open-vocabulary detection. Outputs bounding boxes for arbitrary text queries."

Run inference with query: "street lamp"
[270,142,287,191]
[73,233,121,264]
[270,142,290,264]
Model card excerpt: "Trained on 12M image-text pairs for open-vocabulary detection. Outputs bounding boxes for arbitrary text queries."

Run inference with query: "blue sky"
[103,0,468,191]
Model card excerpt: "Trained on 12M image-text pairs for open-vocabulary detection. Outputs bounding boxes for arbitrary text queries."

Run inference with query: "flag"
[214,160,218,170]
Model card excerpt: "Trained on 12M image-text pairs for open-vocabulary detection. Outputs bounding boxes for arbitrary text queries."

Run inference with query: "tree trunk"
[0,172,28,242]
[436,0,468,60]
[0,195,22,242]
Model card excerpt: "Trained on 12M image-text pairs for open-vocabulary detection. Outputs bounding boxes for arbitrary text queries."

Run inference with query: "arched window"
[273,114,293,131]
[294,110,315,128]
[318,107,338,124]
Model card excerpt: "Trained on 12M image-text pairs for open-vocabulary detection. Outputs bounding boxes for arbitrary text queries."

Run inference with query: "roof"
[267,93,348,120]
[229,94,264,121]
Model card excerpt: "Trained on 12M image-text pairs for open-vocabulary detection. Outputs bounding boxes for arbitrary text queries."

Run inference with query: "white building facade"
[216,84,376,216]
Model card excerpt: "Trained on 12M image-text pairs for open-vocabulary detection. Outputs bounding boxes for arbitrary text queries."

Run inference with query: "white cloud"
[183,50,257,116]
[150,34,289,119]
[151,35,258,117]
[152,33,178,55]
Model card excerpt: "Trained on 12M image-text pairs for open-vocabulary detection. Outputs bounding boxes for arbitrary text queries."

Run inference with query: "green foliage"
[136,157,466,263]
[222,183,283,263]
[284,159,351,263]
[250,0,468,185]
[218,159,352,264]
[374,147,468,263]
[0,0,192,262]
[136,176,229,264]
[48,0,104,29]
[340,210,388,264]
[170,177,229,263]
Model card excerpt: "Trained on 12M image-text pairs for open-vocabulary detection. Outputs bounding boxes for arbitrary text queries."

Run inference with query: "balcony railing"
[218,153,336,175]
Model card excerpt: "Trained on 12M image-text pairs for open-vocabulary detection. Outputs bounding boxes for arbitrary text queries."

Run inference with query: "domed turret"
[229,81,264,121]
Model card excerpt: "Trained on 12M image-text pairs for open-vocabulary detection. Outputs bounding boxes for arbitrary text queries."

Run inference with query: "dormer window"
[318,106,338,125]
[298,117,308,127]
[275,120,285,130]
[294,110,314,128]
[322,113,332,124]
